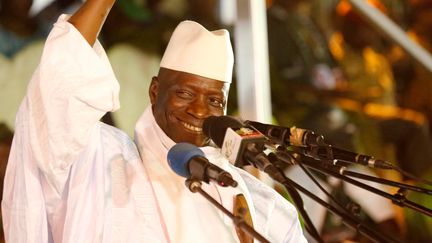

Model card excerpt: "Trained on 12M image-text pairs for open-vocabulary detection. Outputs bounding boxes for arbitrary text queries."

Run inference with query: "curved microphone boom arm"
[242,143,400,243]
[273,148,432,218]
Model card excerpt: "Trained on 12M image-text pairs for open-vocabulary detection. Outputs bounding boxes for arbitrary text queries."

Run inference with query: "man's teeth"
[181,122,202,132]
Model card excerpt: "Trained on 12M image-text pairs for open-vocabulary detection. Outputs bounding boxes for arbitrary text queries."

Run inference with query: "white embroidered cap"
[160,20,234,83]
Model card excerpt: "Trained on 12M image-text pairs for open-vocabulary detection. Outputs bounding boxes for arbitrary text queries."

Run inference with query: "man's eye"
[209,98,223,107]
[176,90,193,99]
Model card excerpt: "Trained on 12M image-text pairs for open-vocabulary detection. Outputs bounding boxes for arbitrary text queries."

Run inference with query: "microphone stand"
[184,179,270,243]
[243,142,323,243]
[299,143,432,186]
[333,167,432,195]
[268,172,400,243]
[243,143,400,243]
[288,151,432,217]
[278,146,432,195]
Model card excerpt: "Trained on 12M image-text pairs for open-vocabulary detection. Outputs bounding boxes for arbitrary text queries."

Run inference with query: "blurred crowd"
[1,0,432,242]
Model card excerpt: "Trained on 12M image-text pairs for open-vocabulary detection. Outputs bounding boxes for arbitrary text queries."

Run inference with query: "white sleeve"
[19,14,120,193]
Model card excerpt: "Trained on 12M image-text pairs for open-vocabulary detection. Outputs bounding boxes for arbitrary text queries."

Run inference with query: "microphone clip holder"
[188,159,210,184]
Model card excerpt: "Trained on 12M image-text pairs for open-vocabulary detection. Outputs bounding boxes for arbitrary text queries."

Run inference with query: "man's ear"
[149,76,159,105]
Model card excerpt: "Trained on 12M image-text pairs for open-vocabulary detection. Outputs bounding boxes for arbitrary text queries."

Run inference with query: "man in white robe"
[2,0,307,242]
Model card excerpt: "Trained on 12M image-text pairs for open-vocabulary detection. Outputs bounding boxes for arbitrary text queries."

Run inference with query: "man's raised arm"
[9,0,122,196]
[68,0,115,45]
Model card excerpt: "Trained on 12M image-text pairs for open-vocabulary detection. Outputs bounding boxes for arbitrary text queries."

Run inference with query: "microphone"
[203,116,288,182]
[167,143,272,243]
[244,120,325,147]
[314,146,394,169]
[203,115,266,167]
[167,142,238,187]
[244,120,394,169]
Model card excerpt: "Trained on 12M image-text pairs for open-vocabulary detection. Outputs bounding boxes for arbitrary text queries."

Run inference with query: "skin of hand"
[68,0,116,45]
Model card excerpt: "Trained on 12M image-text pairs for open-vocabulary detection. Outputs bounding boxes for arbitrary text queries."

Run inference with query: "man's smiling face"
[150,68,230,147]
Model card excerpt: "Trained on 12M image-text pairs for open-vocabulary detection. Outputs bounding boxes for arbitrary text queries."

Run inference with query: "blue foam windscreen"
[167,142,205,178]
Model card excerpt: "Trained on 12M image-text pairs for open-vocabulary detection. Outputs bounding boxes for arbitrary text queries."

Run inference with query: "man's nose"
[187,96,209,118]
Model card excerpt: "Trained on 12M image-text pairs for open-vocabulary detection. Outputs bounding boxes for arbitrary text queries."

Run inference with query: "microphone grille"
[202,116,219,137]
[203,116,243,147]
[167,143,205,178]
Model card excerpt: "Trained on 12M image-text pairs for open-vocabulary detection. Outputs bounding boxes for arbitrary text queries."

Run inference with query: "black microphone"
[244,120,326,147]
[203,115,266,167]
[244,120,394,169]
[203,116,288,182]
[167,142,238,187]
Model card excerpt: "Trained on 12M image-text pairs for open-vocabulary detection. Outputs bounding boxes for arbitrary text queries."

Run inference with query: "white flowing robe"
[2,14,307,243]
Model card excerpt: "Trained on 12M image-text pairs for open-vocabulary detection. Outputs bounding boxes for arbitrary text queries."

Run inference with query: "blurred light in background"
[29,0,55,16]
